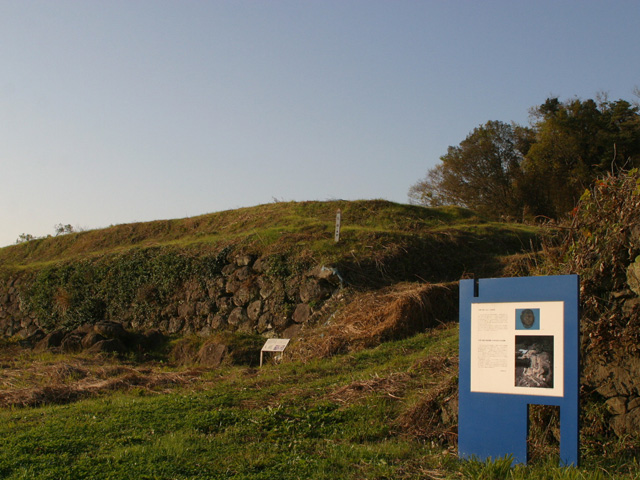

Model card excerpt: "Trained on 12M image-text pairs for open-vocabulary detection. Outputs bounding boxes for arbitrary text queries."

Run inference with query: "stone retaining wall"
[0,254,343,341]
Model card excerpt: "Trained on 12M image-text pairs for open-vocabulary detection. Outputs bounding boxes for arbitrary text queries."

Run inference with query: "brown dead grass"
[289,282,458,361]
[321,353,459,446]
[325,372,410,405]
[0,355,205,408]
[394,355,458,445]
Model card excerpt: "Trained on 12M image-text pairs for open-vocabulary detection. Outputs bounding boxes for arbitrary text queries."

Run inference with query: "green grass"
[0,326,637,480]
[0,200,536,273]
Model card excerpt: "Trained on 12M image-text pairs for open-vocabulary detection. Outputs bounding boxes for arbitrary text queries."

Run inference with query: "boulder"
[93,322,128,340]
[81,331,106,349]
[177,302,195,319]
[61,334,83,353]
[34,330,65,351]
[197,342,227,367]
[225,267,252,294]
[207,314,227,330]
[247,300,262,321]
[312,266,345,286]
[292,304,311,324]
[299,278,333,304]
[233,284,256,307]
[87,338,126,355]
[168,317,185,334]
[196,302,212,317]
[19,329,45,349]
[215,297,234,316]
[227,307,248,328]
[282,323,302,339]
[257,313,273,333]
[72,324,95,336]
[611,407,640,437]
[627,256,640,296]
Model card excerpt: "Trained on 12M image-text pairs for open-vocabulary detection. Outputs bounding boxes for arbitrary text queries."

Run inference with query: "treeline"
[409,94,640,220]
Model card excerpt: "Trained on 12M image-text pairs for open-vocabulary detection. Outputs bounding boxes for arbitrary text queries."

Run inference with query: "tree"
[410,95,640,221]
[523,97,640,218]
[409,121,533,219]
[15,233,36,244]
[54,223,75,236]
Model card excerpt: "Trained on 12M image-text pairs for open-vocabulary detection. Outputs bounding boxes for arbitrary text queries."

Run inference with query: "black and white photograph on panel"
[515,335,554,389]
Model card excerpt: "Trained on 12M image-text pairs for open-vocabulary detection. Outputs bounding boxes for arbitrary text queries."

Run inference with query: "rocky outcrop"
[581,256,640,438]
[584,351,640,437]
[20,321,166,356]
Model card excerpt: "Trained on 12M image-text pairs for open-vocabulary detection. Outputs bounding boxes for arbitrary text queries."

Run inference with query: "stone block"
[628,256,640,296]
[292,303,311,324]
[247,300,262,321]
[178,302,196,318]
[606,396,628,415]
[34,330,65,351]
[227,307,248,327]
[198,342,227,367]
[61,334,83,353]
[82,331,106,349]
[168,317,185,334]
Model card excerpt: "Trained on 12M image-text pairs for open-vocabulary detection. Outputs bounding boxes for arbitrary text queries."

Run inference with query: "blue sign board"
[458,275,579,466]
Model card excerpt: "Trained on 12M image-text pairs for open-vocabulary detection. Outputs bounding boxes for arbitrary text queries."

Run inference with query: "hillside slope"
[0,200,538,344]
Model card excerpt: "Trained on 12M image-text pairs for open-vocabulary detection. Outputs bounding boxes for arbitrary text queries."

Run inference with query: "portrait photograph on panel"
[516,308,540,330]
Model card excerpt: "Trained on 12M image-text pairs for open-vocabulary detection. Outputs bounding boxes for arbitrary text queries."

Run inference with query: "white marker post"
[260,338,290,367]
[335,209,341,243]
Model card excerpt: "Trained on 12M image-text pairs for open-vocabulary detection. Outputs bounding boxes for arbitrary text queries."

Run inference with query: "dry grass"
[394,355,458,445]
[326,372,411,405]
[0,352,204,408]
[289,282,458,361]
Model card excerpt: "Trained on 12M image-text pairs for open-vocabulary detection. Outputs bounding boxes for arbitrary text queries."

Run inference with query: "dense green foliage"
[410,95,640,220]
[24,247,230,331]
[409,120,534,218]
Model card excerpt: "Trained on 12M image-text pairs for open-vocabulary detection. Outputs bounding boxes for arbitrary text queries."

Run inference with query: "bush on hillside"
[533,169,640,356]
[527,169,640,443]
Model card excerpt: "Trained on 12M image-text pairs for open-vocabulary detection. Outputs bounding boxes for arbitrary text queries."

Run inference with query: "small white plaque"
[260,338,290,367]
[261,338,290,352]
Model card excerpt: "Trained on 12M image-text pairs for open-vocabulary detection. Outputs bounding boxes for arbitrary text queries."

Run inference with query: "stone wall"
[0,254,344,341]
[0,275,38,338]
[143,255,343,339]
[583,256,640,437]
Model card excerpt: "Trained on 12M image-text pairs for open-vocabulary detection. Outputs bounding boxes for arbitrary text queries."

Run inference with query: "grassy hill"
[0,200,536,277]
[1,200,634,478]
[0,200,538,338]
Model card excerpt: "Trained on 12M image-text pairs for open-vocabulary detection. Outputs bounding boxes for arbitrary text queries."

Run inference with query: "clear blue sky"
[1,1,639,247]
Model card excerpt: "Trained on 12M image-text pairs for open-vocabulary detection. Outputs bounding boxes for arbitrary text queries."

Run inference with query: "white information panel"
[470,301,564,397]
[260,338,290,367]
[261,338,290,352]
